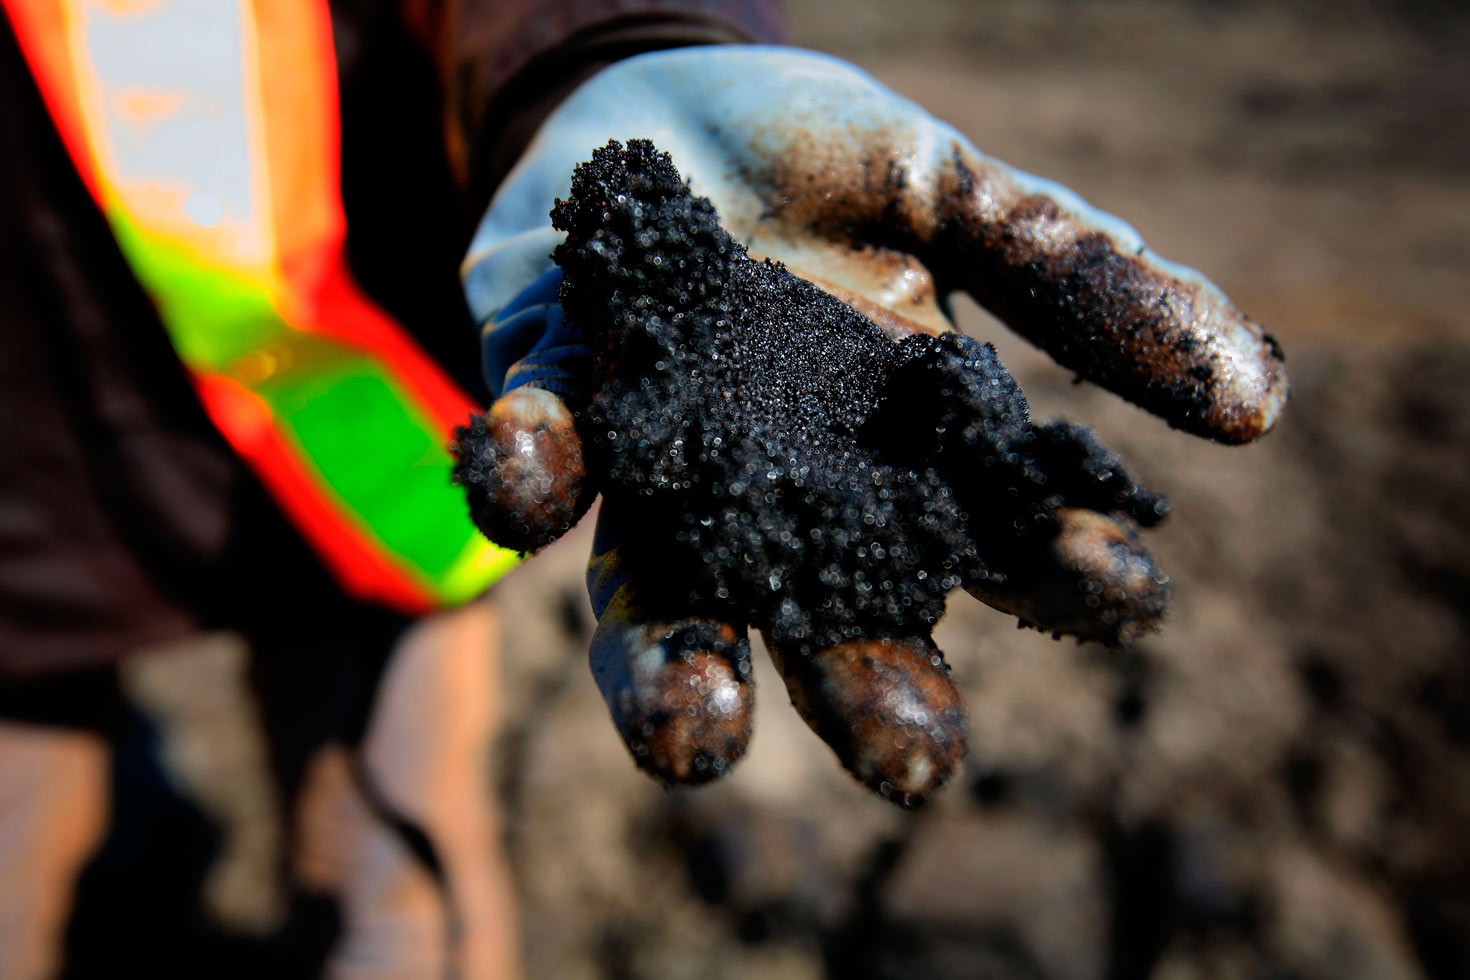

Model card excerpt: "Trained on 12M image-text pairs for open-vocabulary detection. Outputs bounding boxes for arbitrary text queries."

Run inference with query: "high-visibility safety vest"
[4,0,519,613]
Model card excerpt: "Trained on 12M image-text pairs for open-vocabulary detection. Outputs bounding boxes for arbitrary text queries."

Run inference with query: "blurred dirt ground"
[487,2,1470,978]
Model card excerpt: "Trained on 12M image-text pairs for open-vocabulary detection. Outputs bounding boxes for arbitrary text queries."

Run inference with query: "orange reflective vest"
[3,0,518,613]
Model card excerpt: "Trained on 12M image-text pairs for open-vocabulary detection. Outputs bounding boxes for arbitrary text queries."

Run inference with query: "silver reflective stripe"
[76,0,265,264]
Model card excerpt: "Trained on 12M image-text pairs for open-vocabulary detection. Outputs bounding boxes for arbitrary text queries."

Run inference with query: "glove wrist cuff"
[465,14,786,213]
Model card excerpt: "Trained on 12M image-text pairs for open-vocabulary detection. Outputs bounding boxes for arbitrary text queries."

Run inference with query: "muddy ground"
[487,2,1470,978]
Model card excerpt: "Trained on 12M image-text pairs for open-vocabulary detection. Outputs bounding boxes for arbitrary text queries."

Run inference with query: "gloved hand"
[455,46,1287,805]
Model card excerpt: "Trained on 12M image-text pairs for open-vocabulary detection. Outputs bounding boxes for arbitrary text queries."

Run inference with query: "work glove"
[455,46,1287,806]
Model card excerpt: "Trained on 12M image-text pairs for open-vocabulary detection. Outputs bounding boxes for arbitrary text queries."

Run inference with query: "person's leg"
[291,597,520,980]
[0,721,110,980]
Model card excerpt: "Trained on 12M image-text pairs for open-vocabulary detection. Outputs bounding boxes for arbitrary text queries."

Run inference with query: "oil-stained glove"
[454,46,1287,806]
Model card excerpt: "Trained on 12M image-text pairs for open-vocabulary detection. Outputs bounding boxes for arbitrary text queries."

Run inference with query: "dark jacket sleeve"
[402,0,787,211]
[0,0,785,677]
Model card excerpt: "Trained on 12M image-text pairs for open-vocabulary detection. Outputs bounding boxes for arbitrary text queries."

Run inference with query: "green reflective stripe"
[440,531,522,604]
[106,206,281,369]
[259,354,473,580]
[104,207,515,602]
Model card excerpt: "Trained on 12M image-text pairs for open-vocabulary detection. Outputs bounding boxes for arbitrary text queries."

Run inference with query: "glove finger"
[1025,422,1173,529]
[765,633,967,808]
[928,138,1287,444]
[759,126,1286,442]
[453,267,597,553]
[451,386,590,554]
[968,507,1171,646]
[689,51,1284,443]
[477,267,592,403]
[586,511,754,785]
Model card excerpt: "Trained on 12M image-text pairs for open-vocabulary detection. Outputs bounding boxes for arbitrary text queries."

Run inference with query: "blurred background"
[488,1,1470,977]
